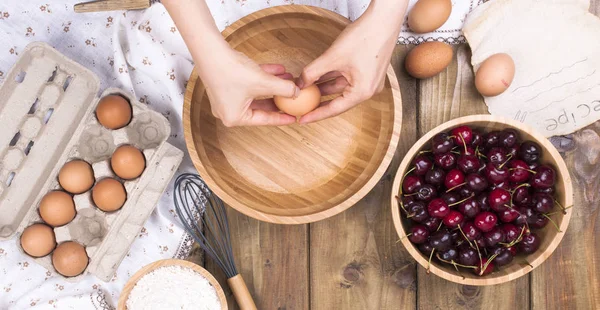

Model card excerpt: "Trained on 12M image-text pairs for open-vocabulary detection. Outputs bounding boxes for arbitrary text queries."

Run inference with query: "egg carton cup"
[0,42,184,282]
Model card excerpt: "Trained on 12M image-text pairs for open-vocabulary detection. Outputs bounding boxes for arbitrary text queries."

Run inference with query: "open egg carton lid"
[0,42,184,281]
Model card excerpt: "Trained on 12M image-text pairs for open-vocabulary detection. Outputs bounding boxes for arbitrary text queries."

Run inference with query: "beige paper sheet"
[464,0,600,137]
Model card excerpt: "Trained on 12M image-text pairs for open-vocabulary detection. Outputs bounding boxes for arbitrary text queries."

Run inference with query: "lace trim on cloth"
[397,35,467,45]
[92,290,113,310]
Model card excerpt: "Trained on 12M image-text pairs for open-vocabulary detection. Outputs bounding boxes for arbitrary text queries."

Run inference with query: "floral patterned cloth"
[0,1,482,309]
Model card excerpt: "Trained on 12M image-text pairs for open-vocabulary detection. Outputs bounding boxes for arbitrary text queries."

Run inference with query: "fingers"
[276,72,294,81]
[240,109,297,127]
[250,99,279,112]
[299,56,333,89]
[259,64,286,76]
[317,76,349,96]
[298,94,360,124]
[255,73,301,98]
[316,71,343,84]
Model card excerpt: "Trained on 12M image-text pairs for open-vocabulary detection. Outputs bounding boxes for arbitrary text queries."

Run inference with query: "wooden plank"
[204,207,309,310]
[530,3,600,309]
[416,45,530,309]
[309,46,418,310]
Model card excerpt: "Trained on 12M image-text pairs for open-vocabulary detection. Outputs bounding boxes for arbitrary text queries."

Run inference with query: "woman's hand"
[201,50,300,127]
[298,0,409,124]
[164,0,300,127]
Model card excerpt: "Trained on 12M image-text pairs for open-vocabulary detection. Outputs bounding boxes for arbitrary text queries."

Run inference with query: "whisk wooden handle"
[227,274,257,310]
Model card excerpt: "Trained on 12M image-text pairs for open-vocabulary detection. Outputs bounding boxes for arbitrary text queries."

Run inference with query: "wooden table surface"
[188,2,600,309]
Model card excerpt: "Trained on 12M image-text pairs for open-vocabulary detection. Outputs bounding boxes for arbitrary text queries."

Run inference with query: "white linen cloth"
[0,1,482,309]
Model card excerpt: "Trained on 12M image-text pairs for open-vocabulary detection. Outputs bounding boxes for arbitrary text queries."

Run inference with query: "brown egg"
[408,0,453,33]
[39,191,76,227]
[405,42,453,79]
[20,223,56,257]
[274,84,321,117]
[96,95,132,130]
[475,53,516,97]
[52,241,88,277]
[111,145,146,180]
[92,178,127,212]
[58,160,95,194]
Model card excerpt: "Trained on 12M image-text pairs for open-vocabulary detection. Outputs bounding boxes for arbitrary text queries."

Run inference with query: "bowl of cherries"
[391,115,573,285]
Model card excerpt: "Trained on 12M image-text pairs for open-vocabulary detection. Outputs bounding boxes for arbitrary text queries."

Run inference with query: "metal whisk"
[174,173,257,310]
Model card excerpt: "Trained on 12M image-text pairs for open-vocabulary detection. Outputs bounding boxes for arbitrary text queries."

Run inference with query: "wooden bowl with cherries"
[391,115,573,285]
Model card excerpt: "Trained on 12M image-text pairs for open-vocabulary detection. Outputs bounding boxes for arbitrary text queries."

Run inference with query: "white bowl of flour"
[118,259,227,310]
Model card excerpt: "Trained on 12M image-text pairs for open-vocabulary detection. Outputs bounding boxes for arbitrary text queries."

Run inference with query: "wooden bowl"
[391,115,573,285]
[183,6,402,224]
[118,259,227,309]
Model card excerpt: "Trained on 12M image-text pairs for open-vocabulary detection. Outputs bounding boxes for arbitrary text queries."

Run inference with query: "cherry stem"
[446,182,467,193]
[502,225,527,248]
[395,195,408,214]
[451,151,461,155]
[457,225,475,248]
[554,200,570,214]
[474,240,483,271]
[498,154,514,169]
[404,192,418,197]
[419,150,433,154]
[508,167,537,174]
[449,194,475,207]
[436,220,444,232]
[542,214,562,232]
[426,249,436,274]
[459,134,468,154]
[436,256,478,269]
[396,233,412,243]
[479,253,499,276]
[403,167,416,179]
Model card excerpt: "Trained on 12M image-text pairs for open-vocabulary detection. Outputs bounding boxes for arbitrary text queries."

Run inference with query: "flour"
[126,265,222,310]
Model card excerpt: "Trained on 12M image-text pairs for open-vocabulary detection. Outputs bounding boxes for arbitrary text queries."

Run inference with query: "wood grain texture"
[309,46,418,310]
[118,259,228,310]
[415,46,530,308]
[183,6,402,224]
[206,207,309,310]
[530,3,600,308]
[74,0,150,12]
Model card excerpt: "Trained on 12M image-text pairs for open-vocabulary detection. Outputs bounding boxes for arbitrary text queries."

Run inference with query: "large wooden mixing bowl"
[183,6,402,224]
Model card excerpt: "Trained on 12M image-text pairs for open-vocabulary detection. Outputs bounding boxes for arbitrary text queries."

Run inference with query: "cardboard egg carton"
[0,42,184,281]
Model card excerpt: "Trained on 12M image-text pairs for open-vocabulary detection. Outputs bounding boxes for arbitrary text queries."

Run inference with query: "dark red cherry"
[458,247,478,266]
[438,248,458,262]
[418,242,434,256]
[474,211,497,233]
[529,162,540,171]
[403,175,423,194]
[443,210,464,228]
[493,182,511,191]
[507,143,520,159]
[458,198,481,218]
[474,257,495,276]
[532,165,556,189]
[401,195,416,207]
[476,193,490,211]
[485,163,509,184]
[498,208,520,223]
[434,153,457,170]
[416,184,437,202]
[466,174,488,193]
[461,221,482,241]
[483,131,501,148]
[506,245,517,256]
[502,224,520,243]
[499,128,519,148]
[508,160,531,183]
[451,126,473,145]
[483,227,506,247]
[408,225,430,244]
[514,207,534,226]
[428,198,450,218]
[457,154,481,174]
[487,147,508,167]
[450,230,461,243]
[519,233,541,254]
[474,237,486,250]
[413,155,434,176]
[445,169,465,189]
[441,192,461,206]
[407,202,429,223]
[430,230,453,251]
[422,217,442,232]
[519,141,541,164]
[528,212,549,229]
[513,186,532,206]
[533,193,554,213]
[425,167,445,187]
[471,130,483,147]
[432,133,455,154]
[492,247,514,266]
[489,188,511,212]
[459,186,474,198]
[536,187,555,195]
